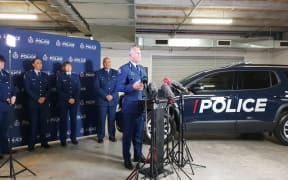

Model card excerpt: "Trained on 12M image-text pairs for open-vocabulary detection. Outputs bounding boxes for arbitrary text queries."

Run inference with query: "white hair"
[129,46,139,55]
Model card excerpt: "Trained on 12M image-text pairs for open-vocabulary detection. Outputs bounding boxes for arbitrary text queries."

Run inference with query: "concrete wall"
[100,47,273,81]
[272,49,288,64]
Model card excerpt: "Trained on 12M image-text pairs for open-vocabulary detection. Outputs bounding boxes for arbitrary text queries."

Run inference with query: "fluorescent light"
[0,14,38,20]
[6,34,16,48]
[191,18,233,25]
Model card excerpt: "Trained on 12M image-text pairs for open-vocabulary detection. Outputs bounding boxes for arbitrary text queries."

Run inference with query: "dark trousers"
[97,105,117,140]
[59,103,78,143]
[28,103,49,148]
[122,113,144,161]
[0,111,9,153]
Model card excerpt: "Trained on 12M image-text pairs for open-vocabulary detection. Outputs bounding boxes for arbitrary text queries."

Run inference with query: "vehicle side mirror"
[188,83,203,92]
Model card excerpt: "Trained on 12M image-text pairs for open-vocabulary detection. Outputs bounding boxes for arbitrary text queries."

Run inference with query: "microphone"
[171,80,189,94]
[141,76,148,85]
[160,83,175,104]
[147,82,158,99]
[161,84,175,99]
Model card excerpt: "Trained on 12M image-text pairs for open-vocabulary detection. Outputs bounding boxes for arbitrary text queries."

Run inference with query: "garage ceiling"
[0,0,288,41]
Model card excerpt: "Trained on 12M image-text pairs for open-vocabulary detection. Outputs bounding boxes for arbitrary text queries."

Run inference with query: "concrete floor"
[0,134,287,180]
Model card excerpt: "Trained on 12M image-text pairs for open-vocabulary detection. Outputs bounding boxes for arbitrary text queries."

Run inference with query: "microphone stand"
[0,47,36,180]
[167,86,206,179]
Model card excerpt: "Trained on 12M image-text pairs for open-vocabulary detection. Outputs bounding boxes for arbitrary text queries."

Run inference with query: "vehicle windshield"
[180,71,203,86]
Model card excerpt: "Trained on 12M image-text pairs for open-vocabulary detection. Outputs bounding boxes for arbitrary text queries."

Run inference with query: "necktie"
[136,65,139,72]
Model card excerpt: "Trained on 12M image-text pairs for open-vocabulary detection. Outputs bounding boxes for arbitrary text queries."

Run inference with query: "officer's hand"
[106,95,113,101]
[6,98,11,104]
[38,97,45,104]
[10,96,16,105]
[69,98,75,104]
[133,80,144,91]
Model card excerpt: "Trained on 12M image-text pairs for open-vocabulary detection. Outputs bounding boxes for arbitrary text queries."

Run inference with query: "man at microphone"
[116,46,147,170]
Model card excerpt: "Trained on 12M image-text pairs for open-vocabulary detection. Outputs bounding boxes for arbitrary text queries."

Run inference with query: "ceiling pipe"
[136,29,282,39]
[47,0,91,36]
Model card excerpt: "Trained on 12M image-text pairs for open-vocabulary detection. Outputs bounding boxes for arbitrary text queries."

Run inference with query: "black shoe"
[124,160,133,170]
[28,146,34,152]
[98,139,103,144]
[71,140,78,145]
[41,144,50,149]
[0,154,3,159]
[61,141,67,147]
[109,137,117,142]
[133,156,146,163]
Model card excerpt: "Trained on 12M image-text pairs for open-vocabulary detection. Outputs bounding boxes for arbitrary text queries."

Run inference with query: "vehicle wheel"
[143,111,176,144]
[273,112,288,145]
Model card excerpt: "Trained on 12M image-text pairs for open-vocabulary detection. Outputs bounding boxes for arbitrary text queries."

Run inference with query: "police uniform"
[56,72,80,144]
[0,70,15,154]
[95,68,119,141]
[24,70,50,149]
[116,61,147,161]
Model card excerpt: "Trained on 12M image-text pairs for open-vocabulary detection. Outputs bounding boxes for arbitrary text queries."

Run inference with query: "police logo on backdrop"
[28,36,34,44]
[80,100,85,106]
[12,51,19,59]
[79,42,97,50]
[73,57,86,63]
[80,72,85,77]
[20,53,36,59]
[43,54,48,61]
[56,40,61,47]
[49,55,63,62]
[0,27,100,148]
[68,56,73,62]
[35,37,50,46]
[14,120,21,127]
[80,43,85,49]
[62,41,75,48]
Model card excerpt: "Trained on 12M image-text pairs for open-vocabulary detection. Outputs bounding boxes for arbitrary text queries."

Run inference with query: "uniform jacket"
[24,70,50,107]
[0,70,15,112]
[56,72,81,104]
[116,62,147,113]
[95,68,119,106]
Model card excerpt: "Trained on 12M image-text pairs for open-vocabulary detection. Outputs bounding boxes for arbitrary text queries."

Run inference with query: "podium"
[139,99,168,177]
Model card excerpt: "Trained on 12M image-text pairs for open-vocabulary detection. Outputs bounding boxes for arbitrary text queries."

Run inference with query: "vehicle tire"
[143,111,176,144]
[273,112,288,145]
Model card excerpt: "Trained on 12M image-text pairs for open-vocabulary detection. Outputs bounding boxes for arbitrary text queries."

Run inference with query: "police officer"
[95,57,119,143]
[0,55,16,159]
[24,58,50,151]
[116,47,147,170]
[56,61,80,146]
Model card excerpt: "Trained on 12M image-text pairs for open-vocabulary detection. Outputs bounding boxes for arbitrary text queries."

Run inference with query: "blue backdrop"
[0,27,100,147]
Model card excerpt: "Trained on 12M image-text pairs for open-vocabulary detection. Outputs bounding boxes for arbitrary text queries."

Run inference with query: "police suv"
[144,63,288,145]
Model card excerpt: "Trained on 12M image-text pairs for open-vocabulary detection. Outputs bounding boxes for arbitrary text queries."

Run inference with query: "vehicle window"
[270,72,278,86]
[283,71,288,80]
[196,72,235,90]
[238,71,272,89]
